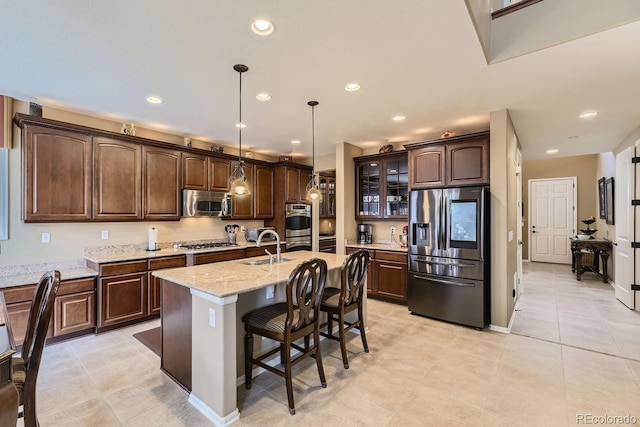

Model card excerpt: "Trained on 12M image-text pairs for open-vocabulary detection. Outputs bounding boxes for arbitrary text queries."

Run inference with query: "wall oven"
[285,204,311,251]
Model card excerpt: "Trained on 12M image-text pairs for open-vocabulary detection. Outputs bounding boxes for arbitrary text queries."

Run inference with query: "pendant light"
[229,64,250,195]
[305,100,321,201]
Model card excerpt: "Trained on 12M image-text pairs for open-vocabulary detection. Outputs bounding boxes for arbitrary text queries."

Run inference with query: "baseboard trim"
[188,393,239,427]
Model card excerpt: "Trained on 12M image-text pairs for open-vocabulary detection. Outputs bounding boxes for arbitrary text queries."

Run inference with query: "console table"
[0,292,19,427]
[570,238,613,283]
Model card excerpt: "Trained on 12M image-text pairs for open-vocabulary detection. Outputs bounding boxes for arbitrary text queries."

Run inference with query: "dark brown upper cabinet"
[143,146,181,220]
[406,131,489,189]
[182,153,231,192]
[354,152,408,220]
[21,125,92,222]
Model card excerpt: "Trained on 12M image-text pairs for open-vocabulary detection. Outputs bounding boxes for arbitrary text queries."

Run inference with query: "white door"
[615,146,634,309]
[529,178,576,264]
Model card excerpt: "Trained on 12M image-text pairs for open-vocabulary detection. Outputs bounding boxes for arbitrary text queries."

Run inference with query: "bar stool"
[242,258,327,415]
[320,250,369,369]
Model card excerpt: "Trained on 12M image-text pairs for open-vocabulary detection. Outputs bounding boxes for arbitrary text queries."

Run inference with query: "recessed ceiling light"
[256,92,271,101]
[345,83,361,91]
[546,148,559,154]
[370,163,378,167]
[235,123,247,129]
[291,140,301,145]
[146,96,162,104]
[251,19,275,35]
[392,115,406,121]
[579,111,598,119]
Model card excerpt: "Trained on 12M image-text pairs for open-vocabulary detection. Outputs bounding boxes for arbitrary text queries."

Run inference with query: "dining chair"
[320,250,369,369]
[242,258,327,415]
[12,270,61,427]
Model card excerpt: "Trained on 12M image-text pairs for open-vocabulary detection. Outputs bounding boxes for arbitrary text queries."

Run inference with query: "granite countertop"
[83,240,283,264]
[153,250,348,299]
[0,265,98,290]
[345,242,408,253]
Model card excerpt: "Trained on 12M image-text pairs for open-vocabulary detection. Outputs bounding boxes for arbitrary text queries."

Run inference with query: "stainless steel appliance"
[407,186,490,328]
[285,204,311,251]
[182,190,231,217]
[357,224,373,244]
[245,227,277,242]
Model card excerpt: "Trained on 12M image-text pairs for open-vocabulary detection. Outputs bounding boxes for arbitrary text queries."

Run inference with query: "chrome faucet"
[256,229,281,263]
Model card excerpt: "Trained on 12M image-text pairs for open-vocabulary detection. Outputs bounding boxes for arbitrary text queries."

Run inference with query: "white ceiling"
[1,1,639,160]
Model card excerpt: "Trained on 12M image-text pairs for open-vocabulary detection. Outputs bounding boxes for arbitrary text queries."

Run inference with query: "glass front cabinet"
[319,172,336,218]
[355,152,408,220]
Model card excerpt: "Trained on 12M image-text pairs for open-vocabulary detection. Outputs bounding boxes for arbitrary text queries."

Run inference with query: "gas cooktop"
[180,242,238,250]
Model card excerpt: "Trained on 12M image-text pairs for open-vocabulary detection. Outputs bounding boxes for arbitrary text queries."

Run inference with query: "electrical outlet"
[101,230,109,240]
[390,227,396,235]
[42,232,51,243]
[265,285,275,299]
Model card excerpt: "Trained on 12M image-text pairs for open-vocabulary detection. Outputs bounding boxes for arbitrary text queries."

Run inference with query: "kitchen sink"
[242,257,295,266]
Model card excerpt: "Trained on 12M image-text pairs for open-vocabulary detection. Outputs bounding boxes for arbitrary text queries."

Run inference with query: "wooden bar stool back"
[242,258,328,415]
[12,270,61,427]
[320,250,370,369]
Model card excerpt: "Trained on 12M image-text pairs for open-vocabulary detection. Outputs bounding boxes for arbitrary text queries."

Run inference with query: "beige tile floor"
[23,261,640,426]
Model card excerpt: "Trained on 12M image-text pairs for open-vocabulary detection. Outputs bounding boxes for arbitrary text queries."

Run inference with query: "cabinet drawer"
[374,251,407,263]
[2,285,36,304]
[191,249,245,265]
[58,277,95,297]
[148,255,187,271]
[99,260,148,276]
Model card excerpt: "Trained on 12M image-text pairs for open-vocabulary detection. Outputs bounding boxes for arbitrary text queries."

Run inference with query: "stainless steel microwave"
[182,190,231,217]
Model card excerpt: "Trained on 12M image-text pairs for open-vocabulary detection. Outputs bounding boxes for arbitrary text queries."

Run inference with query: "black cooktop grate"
[181,242,238,250]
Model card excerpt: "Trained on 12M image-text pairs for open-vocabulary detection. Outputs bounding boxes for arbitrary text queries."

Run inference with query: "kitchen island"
[153,250,349,426]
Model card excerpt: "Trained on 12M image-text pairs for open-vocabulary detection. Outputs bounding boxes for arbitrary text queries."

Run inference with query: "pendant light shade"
[229,64,250,195]
[305,100,321,202]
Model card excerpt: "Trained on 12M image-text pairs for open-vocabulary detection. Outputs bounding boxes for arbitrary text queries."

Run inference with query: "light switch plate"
[101,230,109,240]
[42,232,51,243]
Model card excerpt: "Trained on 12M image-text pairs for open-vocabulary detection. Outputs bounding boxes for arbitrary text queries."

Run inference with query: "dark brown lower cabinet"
[99,272,148,329]
[5,277,96,345]
[346,247,407,303]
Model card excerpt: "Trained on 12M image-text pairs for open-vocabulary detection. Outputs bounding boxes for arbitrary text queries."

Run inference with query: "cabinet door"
[409,145,446,189]
[299,169,311,202]
[229,162,254,219]
[22,125,92,221]
[182,152,208,190]
[383,155,409,219]
[447,139,489,186]
[375,260,407,302]
[144,146,181,220]
[356,160,381,219]
[148,272,162,315]
[99,272,147,328]
[319,176,328,217]
[7,301,54,346]
[54,291,95,336]
[147,255,186,315]
[285,167,301,203]
[328,177,336,218]
[255,165,274,218]
[210,158,231,192]
[93,137,142,220]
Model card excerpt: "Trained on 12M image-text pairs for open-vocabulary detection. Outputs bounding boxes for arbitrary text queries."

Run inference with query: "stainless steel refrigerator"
[407,186,490,328]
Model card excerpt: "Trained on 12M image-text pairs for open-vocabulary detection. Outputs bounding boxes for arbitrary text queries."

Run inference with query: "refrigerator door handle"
[412,274,476,287]
[414,259,476,268]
